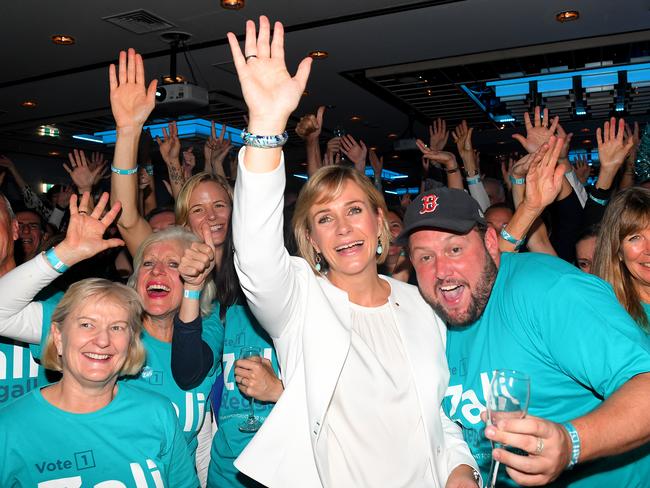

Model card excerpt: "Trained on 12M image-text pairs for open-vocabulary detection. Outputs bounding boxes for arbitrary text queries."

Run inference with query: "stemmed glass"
[486,370,531,488]
[238,346,263,433]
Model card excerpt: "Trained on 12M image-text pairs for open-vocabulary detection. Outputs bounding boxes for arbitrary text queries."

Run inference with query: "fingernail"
[485,426,495,437]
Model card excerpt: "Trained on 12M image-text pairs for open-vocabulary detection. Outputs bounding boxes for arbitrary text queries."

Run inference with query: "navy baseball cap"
[396,187,486,245]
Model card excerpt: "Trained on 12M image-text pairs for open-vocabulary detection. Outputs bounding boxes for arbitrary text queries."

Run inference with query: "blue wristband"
[44,248,69,273]
[588,193,609,206]
[500,227,525,250]
[111,165,138,175]
[562,422,581,469]
[241,130,288,148]
[466,175,481,186]
[183,289,201,300]
[509,175,526,185]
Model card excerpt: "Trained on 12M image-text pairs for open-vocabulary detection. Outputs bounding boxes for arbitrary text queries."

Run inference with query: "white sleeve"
[232,147,302,339]
[440,407,482,485]
[0,254,59,344]
[565,170,587,208]
[467,179,490,212]
[194,410,213,487]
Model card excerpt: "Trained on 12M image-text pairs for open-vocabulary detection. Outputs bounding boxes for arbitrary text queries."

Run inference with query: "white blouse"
[319,301,436,488]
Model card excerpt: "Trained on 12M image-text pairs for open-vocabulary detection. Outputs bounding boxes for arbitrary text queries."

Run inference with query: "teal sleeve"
[539,273,650,396]
[29,291,63,360]
[202,306,225,377]
[163,403,200,487]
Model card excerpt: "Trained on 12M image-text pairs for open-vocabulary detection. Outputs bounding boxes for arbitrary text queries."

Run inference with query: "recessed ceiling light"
[556,10,579,22]
[391,154,399,159]
[38,125,59,137]
[350,115,362,122]
[21,100,37,108]
[582,139,592,144]
[369,146,378,151]
[309,50,328,60]
[221,0,244,9]
[387,133,398,139]
[51,34,75,45]
[48,150,61,157]
[496,141,506,145]
[162,75,185,83]
[580,127,590,133]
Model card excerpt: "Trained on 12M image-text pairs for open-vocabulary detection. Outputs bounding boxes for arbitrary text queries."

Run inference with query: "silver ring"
[535,437,544,455]
[245,54,257,61]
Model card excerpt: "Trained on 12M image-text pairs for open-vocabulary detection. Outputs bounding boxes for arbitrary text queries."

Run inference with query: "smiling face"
[52,298,131,389]
[621,227,650,302]
[308,180,383,281]
[135,240,185,318]
[186,181,231,247]
[409,226,499,326]
[16,210,43,259]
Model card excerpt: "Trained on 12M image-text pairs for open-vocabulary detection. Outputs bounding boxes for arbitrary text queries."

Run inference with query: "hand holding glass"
[238,346,264,433]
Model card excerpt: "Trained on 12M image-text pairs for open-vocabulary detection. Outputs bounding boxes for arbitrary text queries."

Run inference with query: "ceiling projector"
[155,82,209,113]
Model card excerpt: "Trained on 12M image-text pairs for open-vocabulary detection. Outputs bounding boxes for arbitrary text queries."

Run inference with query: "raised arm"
[109,48,157,255]
[295,105,325,177]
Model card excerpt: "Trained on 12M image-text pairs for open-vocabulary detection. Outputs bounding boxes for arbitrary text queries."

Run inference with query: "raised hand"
[500,156,513,191]
[523,136,565,212]
[574,154,591,184]
[510,154,533,179]
[295,105,325,141]
[368,148,383,179]
[556,123,574,160]
[53,192,124,266]
[416,139,458,169]
[512,106,560,154]
[227,16,312,135]
[179,224,216,289]
[183,146,196,180]
[203,121,231,176]
[109,48,157,131]
[64,149,105,193]
[597,117,634,173]
[156,121,181,164]
[325,136,342,160]
[340,134,367,171]
[428,117,449,151]
[452,120,477,175]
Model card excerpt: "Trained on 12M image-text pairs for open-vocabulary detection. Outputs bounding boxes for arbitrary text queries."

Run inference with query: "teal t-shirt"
[206,303,279,488]
[0,382,198,487]
[0,292,62,407]
[36,297,223,459]
[443,252,650,487]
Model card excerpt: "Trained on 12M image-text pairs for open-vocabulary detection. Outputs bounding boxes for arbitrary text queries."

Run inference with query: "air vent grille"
[103,9,175,34]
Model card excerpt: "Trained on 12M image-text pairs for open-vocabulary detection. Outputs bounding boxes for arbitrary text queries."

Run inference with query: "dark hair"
[13,206,45,232]
[485,202,514,214]
[576,224,600,245]
[145,206,175,222]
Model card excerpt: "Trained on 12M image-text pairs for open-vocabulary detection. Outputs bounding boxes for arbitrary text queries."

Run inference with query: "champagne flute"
[486,369,531,488]
[238,346,263,433]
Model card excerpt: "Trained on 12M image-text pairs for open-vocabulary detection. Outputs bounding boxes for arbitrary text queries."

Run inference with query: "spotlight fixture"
[48,150,61,157]
[21,100,37,108]
[162,75,186,84]
[221,0,244,9]
[582,139,592,144]
[51,34,75,45]
[350,115,362,122]
[387,133,398,139]
[308,50,328,60]
[556,10,579,22]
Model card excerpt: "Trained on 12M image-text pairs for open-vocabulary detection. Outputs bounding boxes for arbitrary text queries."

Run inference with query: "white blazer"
[232,151,478,488]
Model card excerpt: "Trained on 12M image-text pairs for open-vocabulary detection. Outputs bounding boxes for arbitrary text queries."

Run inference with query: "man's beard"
[421,248,497,327]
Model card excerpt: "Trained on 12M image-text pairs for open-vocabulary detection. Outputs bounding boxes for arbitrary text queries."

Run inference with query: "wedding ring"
[78,210,88,215]
[245,54,257,61]
[535,437,544,455]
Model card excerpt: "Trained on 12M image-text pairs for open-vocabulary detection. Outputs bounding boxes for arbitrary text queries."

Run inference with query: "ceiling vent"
[103,9,175,34]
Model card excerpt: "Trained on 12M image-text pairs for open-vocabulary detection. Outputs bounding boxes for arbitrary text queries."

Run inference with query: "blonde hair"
[592,187,650,330]
[127,226,215,317]
[292,165,390,273]
[42,278,146,375]
[175,172,233,227]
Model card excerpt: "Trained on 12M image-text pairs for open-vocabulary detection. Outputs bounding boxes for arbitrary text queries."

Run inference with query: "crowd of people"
[0,15,649,488]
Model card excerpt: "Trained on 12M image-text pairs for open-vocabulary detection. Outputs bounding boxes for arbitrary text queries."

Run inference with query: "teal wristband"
[500,227,525,250]
[509,175,526,185]
[562,422,580,469]
[466,175,481,186]
[111,165,138,175]
[183,289,201,300]
[241,129,288,148]
[44,248,69,273]
[588,193,609,206]
[143,164,154,176]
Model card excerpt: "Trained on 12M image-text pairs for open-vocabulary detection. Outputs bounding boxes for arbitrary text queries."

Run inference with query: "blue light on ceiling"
[538,77,572,93]
[293,167,408,182]
[384,187,419,195]
[575,106,587,116]
[492,114,516,123]
[581,72,617,89]
[74,119,244,146]
[615,101,625,112]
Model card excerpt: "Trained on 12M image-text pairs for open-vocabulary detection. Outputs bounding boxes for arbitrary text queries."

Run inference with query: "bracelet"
[445,166,460,174]
[241,129,288,148]
[111,165,138,175]
[143,164,154,176]
[183,289,201,300]
[466,175,481,185]
[509,175,526,185]
[44,248,69,273]
[562,422,581,469]
[500,227,525,250]
[588,193,609,206]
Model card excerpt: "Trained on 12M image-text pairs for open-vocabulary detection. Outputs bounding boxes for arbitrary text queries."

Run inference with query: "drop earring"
[377,242,383,255]
[315,253,322,272]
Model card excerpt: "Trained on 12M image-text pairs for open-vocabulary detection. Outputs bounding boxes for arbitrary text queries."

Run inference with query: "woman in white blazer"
[227,16,480,488]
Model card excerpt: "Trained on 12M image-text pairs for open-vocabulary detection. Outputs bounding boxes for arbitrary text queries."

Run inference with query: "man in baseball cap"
[400,184,650,488]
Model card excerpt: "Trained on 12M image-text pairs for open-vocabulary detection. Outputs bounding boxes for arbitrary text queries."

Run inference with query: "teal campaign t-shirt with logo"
[206,302,279,488]
[36,297,223,460]
[0,382,198,487]
[0,291,62,407]
[443,252,650,487]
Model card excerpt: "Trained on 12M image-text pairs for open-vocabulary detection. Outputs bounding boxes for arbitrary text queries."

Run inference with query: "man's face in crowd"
[485,207,513,232]
[0,198,18,266]
[16,210,43,259]
[409,226,499,326]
